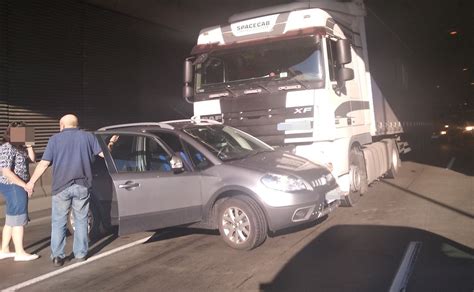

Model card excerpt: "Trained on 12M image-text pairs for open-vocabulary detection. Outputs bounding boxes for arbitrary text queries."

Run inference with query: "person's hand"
[110,135,120,144]
[25,181,35,195]
[108,135,120,150]
[25,187,33,198]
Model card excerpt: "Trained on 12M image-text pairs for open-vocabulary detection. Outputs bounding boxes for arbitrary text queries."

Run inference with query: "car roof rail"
[159,116,222,126]
[97,122,174,131]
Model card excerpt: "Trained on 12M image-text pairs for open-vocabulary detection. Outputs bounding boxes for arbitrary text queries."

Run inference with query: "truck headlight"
[465,126,473,131]
[261,173,312,192]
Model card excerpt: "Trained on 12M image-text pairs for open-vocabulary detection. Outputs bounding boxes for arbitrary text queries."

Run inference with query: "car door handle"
[118,181,140,189]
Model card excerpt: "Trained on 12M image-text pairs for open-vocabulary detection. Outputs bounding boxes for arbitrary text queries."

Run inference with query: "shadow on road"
[382,180,474,219]
[260,225,474,291]
[26,236,51,255]
[145,227,220,244]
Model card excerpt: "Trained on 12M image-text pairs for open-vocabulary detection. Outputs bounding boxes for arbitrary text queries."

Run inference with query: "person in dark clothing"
[26,114,103,267]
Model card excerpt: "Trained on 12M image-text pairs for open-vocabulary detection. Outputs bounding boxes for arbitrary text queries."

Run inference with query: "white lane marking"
[446,157,456,170]
[389,241,422,292]
[2,235,152,292]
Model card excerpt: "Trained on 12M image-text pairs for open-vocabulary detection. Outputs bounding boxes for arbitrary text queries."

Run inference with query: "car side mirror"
[170,155,184,174]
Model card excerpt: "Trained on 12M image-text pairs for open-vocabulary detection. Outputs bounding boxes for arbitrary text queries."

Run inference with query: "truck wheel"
[67,203,103,240]
[343,147,368,207]
[218,195,267,250]
[385,146,400,178]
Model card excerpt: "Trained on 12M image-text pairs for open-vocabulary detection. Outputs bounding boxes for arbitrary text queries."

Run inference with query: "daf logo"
[294,107,312,114]
[203,115,222,121]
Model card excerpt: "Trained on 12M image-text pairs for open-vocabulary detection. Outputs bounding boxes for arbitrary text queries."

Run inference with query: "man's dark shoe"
[52,257,64,267]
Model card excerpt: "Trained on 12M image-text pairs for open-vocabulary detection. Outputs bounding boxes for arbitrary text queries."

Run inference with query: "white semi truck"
[182,0,406,206]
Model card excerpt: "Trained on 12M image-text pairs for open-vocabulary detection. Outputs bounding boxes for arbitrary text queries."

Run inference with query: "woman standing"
[0,122,39,261]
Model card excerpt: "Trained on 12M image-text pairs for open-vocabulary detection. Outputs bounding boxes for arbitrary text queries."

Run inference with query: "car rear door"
[96,132,203,235]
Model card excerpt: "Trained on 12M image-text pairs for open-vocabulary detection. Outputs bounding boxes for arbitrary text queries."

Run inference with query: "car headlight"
[440,130,447,135]
[261,173,312,192]
[465,126,473,131]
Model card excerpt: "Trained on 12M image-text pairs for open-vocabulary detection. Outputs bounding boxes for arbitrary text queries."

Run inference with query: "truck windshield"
[183,125,273,161]
[194,36,323,91]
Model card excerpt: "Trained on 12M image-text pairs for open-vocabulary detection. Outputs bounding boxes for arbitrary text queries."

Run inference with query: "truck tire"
[385,146,400,178]
[217,195,267,250]
[343,147,368,207]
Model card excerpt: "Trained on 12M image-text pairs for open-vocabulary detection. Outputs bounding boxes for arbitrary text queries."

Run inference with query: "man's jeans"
[51,184,90,259]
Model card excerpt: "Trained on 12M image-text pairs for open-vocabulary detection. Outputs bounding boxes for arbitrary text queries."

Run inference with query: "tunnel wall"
[0,0,192,154]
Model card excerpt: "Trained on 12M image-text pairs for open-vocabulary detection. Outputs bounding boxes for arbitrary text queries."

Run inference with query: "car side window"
[144,136,172,172]
[154,132,193,169]
[99,134,172,173]
[183,141,212,170]
[102,134,141,172]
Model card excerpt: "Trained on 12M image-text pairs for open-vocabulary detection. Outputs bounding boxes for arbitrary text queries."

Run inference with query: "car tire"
[342,147,368,207]
[217,195,267,250]
[67,203,103,240]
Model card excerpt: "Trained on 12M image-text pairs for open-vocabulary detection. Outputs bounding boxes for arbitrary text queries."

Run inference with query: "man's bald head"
[59,114,79,131]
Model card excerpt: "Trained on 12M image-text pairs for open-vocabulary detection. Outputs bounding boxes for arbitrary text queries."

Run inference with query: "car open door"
[97,132,203,235]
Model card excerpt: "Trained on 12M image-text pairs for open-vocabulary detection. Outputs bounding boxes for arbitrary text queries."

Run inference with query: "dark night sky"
[85,0,474,118]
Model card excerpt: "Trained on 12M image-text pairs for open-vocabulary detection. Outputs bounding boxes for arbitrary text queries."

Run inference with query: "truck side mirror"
[183,58,194,103]
[183,85,194,103]
[337,67,354,82]
[336,39,352,65]
[184,59,193,84]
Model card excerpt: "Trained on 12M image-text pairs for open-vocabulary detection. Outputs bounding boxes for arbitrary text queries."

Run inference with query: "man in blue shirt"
[27,114,103,266]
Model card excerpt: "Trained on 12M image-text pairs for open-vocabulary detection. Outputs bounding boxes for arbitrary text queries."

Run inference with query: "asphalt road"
[1,136,473,291]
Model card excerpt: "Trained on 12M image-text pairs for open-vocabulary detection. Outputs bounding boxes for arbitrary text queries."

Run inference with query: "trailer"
[182,0,405,206]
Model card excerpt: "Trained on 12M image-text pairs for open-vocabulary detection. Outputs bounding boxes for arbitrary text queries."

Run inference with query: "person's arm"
[107,135,119,152]
[0,144,26,188]
[1,167,27,188]
[26,145,35,162]
[27,160,50,186]
[25,160,50,195]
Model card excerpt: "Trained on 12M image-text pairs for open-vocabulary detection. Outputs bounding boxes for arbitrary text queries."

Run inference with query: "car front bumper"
[264,187,342,232]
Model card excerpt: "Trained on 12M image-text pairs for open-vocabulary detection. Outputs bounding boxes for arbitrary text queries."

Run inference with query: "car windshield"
[194,36,323,91]
[183,125,273,161]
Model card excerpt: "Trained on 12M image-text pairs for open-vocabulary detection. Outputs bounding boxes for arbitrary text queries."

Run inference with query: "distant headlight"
[465,126,473,131]
[261,173,312,192]
[444,124,449,128]
[440,130,447,135]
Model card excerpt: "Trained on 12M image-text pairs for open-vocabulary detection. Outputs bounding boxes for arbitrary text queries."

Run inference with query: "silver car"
[78,119,341,250]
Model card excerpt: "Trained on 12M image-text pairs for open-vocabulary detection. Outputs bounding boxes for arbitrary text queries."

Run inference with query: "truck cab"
[183,1,403,206]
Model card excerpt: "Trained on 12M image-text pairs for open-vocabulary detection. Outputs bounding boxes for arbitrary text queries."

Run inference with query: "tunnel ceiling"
[82,0,292,41]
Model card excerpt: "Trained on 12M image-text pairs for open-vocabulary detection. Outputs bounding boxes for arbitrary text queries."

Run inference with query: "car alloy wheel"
[217,196,267,250]
[68,208,94,235]
[221,206,251,244]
